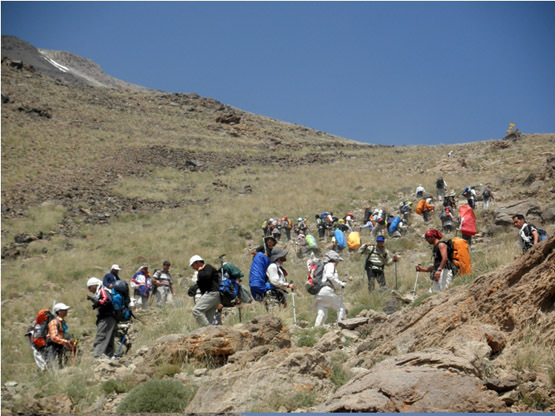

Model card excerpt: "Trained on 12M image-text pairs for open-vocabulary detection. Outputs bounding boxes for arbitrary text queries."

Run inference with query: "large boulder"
[316,350,507,413]
[185,347,335,413]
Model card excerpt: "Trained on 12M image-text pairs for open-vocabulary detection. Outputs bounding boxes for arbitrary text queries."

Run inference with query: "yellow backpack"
[347,232,361,250]
[449,237,472,275]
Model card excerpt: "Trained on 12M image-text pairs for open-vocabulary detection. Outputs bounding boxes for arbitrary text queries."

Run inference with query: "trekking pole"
[115,333,126,358]
[290,282,297,326]
[394,261,398,291]
[411,269,420,301]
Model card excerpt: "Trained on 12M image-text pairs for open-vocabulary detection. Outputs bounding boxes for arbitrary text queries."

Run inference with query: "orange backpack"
[448,237,472,275]
[415,200,426,215]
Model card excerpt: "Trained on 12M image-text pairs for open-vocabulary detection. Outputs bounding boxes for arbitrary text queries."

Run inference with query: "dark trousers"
[366,267,386,291]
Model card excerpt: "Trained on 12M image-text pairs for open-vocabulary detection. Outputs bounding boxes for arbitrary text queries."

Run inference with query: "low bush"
[116,379,196,413]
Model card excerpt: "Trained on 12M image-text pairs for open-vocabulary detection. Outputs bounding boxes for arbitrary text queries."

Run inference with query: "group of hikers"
[26,178,547,370]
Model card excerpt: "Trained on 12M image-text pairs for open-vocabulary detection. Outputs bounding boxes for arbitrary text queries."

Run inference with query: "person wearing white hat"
[103,264,121,289]
[87,277,116,358]
[312,251,347,327]
[46,303,75,368]
[189,255,222,326]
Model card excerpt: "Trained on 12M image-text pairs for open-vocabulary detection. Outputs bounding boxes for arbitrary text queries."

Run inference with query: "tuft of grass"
[116,379,197,413]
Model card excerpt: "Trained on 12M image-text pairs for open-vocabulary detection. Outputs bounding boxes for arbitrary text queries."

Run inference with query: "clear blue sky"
[2,1,554,145]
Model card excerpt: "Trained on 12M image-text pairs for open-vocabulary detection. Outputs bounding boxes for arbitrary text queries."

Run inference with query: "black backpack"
[483,189,491,198]
[436,178,445,188]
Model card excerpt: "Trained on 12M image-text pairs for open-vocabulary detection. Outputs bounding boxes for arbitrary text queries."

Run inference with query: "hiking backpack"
[446,237,472,275]
[415,200,426,215]
[219,262,244,306]
[30,309,55,348]
[249,252,271,301]
[347,232,361,250]
[459,205,476,236]
[436,178,445,188]
[388,216,401,234]
[112,280,131,321]
[483,189,491,199]
[306,234,318,247]
[334,229,347,249]
[305,259,331,295]
[537,227,548,242]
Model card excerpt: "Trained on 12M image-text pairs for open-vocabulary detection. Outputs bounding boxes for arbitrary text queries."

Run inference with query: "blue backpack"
[334,229,347,249]
[249,252,271,301]
[219,262,243,306]
[388,216,401,234]
[112,281,131,321]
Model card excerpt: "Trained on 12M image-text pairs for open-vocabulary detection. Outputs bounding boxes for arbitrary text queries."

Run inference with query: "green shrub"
[116,379,196,413]
[101,379,130,395]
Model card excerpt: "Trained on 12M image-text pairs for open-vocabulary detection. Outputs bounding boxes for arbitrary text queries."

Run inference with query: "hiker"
[358,236,399,291]
[316,214,326,239]
[440,205,455,233]
[271,223,282,242]
[417,229,453,293]
[336,218,350,233]
[416,198,435,223]
[103,264,121,289]
[265,248,295,306]
[436,178,447,201]
[415,185,426,199]
[344,212,355,231]
[312,250,347,327]
[462,187,477,209]
[443,191,457,210]
[254,235,277,257]
[512,214,541,253]
[363,206,372,224]
[482,187,493,210]
[152,260,175,307]
[130,265,151,310]
[294,217,308,237]
[46,303,75,369]
[87,277,116,358]
[189,255,222,327]
[399,201,412,221]
[371,209,386,237]
[282,216,293,241]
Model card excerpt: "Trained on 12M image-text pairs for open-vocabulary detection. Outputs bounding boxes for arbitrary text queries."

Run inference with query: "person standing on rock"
[312,250,347,327]
[189,255,222,326]
[103,264,121,289]
[152,260,175,307]
[416,229,453,293]
[358,236,398,292]
[512,214,541,253]
[87,277,116,359]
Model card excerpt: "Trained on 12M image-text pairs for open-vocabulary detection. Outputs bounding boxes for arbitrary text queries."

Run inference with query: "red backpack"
[31,309,55,347]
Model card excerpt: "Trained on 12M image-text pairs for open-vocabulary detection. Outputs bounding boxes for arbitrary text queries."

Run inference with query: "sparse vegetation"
[116,379,197,413]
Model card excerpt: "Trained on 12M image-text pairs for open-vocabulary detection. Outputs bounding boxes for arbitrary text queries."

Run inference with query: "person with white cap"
[189,255,222,326]
[46,302,75,368]
[87,277,116,358]
[103,264,121,289]
[312,250,347,327]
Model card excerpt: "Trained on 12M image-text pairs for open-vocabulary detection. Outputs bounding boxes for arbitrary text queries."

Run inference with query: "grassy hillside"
[2,58,554,411]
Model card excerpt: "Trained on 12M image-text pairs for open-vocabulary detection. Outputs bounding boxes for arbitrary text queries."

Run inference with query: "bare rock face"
[350,236,555,369]
[316,350,507,413]
[493,198,543,225]
[185,347,335,413]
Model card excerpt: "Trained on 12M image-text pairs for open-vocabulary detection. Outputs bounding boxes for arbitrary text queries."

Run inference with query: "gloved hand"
[92,301,100,309]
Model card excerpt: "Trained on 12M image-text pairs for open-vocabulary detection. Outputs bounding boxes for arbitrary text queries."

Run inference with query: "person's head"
[87,277,102,293]
[324,250,343,264]
[53,303,70,317]
[424,229,442,245]
[270,248,288,264]
[110,264,121,276]
[162,260,171,271]
[140,264,149,273]
[189,255,204,271]
[264,236,277,249]
[376,235,386,248]
[512,214,526,228]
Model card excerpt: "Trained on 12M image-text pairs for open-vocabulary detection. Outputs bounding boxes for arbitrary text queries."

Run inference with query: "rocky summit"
[1,35,554,413]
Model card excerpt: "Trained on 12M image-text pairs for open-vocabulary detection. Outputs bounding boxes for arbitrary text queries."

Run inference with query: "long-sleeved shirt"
[152,269,172,287]
[197,264,220,294]
[317,262,345,296]
[47,316,69,346]
[358,244,394,269]
[267,263,288,289]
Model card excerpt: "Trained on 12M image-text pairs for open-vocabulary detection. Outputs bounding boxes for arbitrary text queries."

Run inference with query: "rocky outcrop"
[316,350,507,413]
[494,198,543,225]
